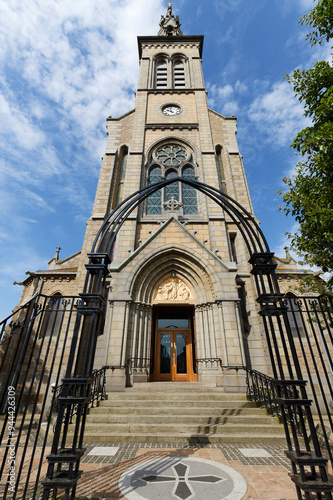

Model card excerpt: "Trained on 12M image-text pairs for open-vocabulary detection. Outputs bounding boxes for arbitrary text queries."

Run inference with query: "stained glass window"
[146,145,198,216]
[165,170,180,210]
[182,167,197,214]
[147,166,162,214]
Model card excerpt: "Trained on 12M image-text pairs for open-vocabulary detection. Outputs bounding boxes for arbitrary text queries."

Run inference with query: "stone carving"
[154,278,192,303]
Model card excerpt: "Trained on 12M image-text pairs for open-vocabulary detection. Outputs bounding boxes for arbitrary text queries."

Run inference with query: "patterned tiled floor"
[81,442,291,467]
[75,442,299,499]
[6,442,332,499]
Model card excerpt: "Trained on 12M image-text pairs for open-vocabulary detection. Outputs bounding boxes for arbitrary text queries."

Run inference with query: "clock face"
[162,105,181,116]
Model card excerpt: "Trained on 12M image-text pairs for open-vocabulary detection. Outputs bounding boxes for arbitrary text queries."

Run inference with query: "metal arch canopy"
[91,177,270,258]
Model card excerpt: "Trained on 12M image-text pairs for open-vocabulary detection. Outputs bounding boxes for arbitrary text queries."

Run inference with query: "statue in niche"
[154,278,192,302]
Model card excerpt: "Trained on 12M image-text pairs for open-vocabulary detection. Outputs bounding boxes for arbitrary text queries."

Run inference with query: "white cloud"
[207,83,241,115]
[278,0,318,16]
[248,80,311,148]
[0,93,46,150]
[298,0,317,9]
[0,0,165,319]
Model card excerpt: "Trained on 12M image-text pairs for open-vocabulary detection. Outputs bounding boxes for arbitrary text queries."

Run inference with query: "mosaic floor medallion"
[119,457,247,500]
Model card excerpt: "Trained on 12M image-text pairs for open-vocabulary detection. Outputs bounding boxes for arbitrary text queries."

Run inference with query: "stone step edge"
[83,423,284,430]
[73,431,288,440]
[99,399,256,404]
[105,393,248,398]
[77,436,288,444]
[87,414,275,419]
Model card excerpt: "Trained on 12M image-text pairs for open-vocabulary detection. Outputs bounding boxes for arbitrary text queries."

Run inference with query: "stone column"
[94,298,114,370]
[217,301,228,366]
[106,300,130,392]
[196,302,221,386]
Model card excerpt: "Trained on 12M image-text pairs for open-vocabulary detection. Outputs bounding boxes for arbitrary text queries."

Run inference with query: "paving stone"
[239,448,272,458]
[88,447,120,456]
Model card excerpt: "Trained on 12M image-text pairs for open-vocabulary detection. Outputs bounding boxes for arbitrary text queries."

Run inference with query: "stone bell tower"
[85,5,268,392]
[14,6,270,392]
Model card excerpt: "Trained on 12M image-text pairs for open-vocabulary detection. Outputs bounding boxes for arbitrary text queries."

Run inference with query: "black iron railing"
[222,365,326,446]
[0,294,82,499]
[47,365,113,423]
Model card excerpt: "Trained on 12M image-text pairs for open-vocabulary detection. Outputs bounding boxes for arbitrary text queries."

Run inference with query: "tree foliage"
[278,0,333,283]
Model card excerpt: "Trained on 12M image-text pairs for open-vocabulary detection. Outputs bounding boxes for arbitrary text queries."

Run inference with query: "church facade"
[13,6,306,392]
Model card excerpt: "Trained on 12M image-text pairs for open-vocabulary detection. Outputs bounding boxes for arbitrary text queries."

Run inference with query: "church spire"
[158,3,183,36]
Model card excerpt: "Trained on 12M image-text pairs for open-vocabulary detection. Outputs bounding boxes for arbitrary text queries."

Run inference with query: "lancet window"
[216,145,227,194]
[285,293,305,337]
[115,146,128,206]
[146,144,198,215]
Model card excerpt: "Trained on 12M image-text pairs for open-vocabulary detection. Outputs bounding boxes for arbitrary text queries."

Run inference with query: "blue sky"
[0,0,330,319]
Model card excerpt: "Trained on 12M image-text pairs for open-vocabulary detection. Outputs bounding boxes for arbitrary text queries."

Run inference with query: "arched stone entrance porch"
[94,241,252,391]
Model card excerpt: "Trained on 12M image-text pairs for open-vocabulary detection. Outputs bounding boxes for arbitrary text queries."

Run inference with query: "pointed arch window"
[116,146,128,206]
[182,167,197,214]
[285,293,305,338]
[41,293,64,339]
[147,166,162,214]
[216,145,227,194]
[146,144,198,216]
[165,170,180,210]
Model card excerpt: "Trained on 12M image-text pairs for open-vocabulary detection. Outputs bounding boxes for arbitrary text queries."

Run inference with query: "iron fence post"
[41,253,110,500]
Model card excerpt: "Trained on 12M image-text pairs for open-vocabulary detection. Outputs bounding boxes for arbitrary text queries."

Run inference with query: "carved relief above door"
[153,277,194,304]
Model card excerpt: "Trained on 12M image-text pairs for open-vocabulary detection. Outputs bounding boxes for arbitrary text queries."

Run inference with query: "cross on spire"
[158,2,183,36]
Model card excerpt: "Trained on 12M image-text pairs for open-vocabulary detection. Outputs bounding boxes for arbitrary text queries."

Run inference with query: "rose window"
[156,145,187,166]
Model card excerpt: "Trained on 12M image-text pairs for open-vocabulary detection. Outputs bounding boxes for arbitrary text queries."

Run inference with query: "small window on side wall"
[116,147,128,206]
[229,233,237,263]
[216,146,227,194]
[285,294,305,338]
[41,294,64,339]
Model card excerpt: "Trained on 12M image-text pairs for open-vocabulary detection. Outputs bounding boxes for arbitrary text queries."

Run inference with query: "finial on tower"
[158,3,183,36]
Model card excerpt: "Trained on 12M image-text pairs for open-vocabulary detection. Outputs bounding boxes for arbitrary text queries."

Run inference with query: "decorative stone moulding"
[142,43,200,51]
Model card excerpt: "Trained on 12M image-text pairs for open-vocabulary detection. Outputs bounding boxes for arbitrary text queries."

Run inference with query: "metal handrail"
[221,365,305,435]
[47,365,113,422]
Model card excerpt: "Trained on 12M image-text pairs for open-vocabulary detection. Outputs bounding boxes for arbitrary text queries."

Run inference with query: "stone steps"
[83,421,283,435]
[87,414,278,426]
[89,406,265,416]
[80,431,286,445]
[99,399,258,408]
[72,383,288,445]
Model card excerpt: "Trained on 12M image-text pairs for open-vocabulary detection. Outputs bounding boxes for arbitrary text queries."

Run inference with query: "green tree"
[278,0,333,285]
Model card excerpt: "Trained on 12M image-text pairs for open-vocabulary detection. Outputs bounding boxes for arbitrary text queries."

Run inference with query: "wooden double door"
[153,305,196,382]
[156,329,193,381]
